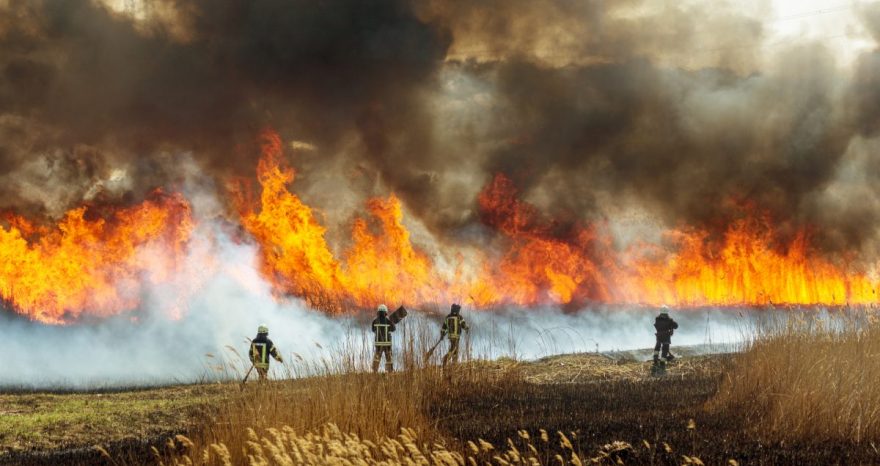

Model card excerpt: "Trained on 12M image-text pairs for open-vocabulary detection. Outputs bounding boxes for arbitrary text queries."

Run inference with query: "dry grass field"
[5,313,880,465]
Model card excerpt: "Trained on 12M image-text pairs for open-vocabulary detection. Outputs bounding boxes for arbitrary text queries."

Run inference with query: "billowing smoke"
[1,0,879,249]
[0,0,448,218]
[1,0,880,385]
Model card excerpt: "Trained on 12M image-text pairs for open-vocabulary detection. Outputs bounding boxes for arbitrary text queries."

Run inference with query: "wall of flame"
[1,130,877,324]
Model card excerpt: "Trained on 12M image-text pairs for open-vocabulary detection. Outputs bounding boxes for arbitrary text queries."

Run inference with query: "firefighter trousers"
[373,346,393,372]
[654,337,672,360]
[442,338,461,366]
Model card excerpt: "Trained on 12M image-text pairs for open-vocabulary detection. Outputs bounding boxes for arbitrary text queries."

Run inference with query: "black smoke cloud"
[0,0,449,214]
[415,0,878,256]
[1,0,880,256]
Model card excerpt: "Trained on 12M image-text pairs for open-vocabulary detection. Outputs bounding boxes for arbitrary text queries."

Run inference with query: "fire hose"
[424,336,443,359]
[240,365,254,390]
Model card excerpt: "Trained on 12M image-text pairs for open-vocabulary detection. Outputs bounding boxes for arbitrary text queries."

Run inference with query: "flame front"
[233,131,446,312]
[236,131,880,312]
[0,191,194,323]
[3,131,878,323]
[620,218,878,307]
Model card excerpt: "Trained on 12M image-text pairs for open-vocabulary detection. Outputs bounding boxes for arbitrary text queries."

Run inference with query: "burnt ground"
[433,355,880,465]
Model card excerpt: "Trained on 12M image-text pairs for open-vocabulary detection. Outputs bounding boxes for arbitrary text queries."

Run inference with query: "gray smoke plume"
[0,0,449,217]
[1,0,878,254]
[2,0,880,382]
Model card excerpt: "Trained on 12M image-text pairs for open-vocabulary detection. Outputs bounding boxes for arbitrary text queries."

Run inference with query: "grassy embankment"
[0,385,228,454]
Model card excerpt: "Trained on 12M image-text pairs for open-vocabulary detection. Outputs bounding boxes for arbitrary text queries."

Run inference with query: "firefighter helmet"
[377,304,388,315]
[258,323,269,334]
[451,303,461,315]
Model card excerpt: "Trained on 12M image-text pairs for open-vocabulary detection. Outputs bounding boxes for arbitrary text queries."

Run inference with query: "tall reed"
[711,309,880,443]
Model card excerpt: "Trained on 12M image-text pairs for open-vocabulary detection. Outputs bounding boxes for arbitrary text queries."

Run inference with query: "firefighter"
[250,323,283,380]
[441,303,469,367]
[653,307,679,363]
[371,304,395,373]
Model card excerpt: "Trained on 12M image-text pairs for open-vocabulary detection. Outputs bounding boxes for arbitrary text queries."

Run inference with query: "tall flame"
[470,174,614,306]
[620,217,878,306]
[3,130,877,323]
[237,131,879,310]
[0,191,194,323]
[233,131,448,312]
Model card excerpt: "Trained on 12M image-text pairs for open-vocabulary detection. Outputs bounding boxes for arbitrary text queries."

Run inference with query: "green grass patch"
[0,384,232,453]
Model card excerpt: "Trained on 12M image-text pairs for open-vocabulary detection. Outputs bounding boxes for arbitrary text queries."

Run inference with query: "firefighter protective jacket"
[250,334,282,369]
[654,313,679,338]
[371,315,396,347]
[442,314,469,340]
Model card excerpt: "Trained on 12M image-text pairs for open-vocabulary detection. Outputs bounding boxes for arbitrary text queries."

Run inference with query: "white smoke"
[0,168,755,389]
[0,224,751,389]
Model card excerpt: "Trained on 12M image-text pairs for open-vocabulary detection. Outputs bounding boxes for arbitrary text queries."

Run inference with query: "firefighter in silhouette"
[250,324,283,380]
[371,304,395,373]
[441,304,469,367]
[653,307,679,364]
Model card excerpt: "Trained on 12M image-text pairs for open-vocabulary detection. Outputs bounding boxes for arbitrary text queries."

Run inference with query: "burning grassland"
[2,1,880,462]
[2,129,879,325]
[0,191,194,323]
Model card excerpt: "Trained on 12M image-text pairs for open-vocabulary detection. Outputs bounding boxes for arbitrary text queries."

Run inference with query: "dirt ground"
[438,352,880,465]
[3,350,879,465]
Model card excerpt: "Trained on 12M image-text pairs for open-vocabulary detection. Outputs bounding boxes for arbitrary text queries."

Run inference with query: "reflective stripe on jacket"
[250,336,279,369]
[372,316,395,346]
[443,315,468,339]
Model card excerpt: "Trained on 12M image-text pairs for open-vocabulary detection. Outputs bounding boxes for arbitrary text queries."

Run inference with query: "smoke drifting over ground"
[0,224,746,388]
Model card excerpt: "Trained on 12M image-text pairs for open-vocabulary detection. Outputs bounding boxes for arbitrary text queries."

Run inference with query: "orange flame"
[469,174,614,306]
[233,131,448,311]
[619,217,879,307]
[4,130,877,322]
[0,191,194,323]
[237,132,879,310]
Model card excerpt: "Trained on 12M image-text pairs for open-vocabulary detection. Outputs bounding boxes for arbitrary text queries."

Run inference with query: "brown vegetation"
[10,314,880,465]
[712,312,880,444]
